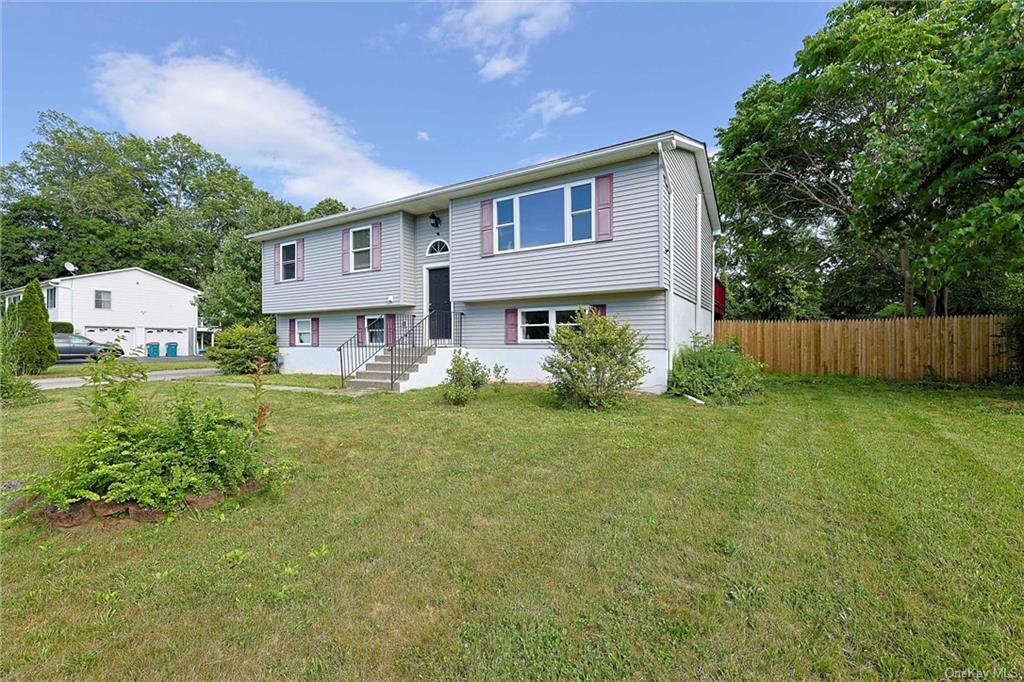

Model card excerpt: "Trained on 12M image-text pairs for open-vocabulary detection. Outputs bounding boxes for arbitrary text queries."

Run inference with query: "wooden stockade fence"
[714,315,1010,383]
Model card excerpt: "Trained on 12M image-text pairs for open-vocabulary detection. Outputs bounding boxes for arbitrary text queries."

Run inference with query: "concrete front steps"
[343,347,436,391]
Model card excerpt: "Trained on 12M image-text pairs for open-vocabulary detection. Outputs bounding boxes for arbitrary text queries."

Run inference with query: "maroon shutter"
[385,313,396,346]
[595,174,614,241]
[274,244,281,283]
[504,308,518,344]
[594,304,607,316]
[371,223,382,271]
[356,315,366,346]
[311,317,319,346]
[341,229,351,274]
[296,238,305,280]
[480,200,494,257]
[288,318,296,346]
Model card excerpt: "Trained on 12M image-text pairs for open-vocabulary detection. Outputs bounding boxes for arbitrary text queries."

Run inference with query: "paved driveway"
[32,368,219,390]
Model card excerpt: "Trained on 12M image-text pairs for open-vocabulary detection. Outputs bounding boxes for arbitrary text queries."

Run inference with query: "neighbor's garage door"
[84,327,137,352]
[145,328,188,355]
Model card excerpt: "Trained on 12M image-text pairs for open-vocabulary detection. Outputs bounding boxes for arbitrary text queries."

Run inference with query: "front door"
[427,267,451,340]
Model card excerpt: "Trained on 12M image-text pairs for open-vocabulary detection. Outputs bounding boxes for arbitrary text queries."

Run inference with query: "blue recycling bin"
[165,342,178,357]
[146,342,160,358]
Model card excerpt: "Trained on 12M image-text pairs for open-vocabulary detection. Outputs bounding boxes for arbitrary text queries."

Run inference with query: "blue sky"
[3,2,834,209]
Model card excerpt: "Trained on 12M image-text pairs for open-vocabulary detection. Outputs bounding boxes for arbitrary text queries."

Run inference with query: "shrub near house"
[668,334,763,404]
[207,323,279,374]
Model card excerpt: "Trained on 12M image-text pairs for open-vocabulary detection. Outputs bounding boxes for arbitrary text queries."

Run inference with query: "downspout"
[695,193,704,325]
[656,141,673,369]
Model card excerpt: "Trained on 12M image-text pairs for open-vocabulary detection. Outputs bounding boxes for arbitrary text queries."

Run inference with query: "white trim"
[246,130,720,242]
[517,305,583,344]
[695,194,703,313]
[1,267,200,296]
[492,178,595,255]
[350,225,372,272]
[425,239,450,256]
[295,317,313,346]
[279,240,298,282]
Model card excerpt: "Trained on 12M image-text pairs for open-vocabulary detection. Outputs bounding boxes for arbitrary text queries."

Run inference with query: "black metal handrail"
[389,310,463,390]
[337,313,416,385]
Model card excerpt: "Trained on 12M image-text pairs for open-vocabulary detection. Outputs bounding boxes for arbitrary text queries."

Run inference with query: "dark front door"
[428,267,451,340]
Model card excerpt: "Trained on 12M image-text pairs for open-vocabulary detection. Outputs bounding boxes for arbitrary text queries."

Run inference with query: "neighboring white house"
[1,267,214,356]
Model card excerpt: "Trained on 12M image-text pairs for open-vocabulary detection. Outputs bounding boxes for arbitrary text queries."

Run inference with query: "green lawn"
[2,378,1022,678]
[192,372,344,389]
[32,358,216,378]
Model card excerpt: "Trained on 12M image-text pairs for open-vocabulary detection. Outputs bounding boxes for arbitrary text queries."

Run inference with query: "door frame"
[422,263,452,337]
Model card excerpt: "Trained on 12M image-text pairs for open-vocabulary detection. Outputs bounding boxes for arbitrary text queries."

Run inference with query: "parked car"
[53,333,123,361]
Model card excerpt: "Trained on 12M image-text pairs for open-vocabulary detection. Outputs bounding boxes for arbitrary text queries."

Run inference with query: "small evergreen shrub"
[668,334,764,404]
[207,322,279,374]
[50,321,74,334]
[14,280,58,374]
[441,350,505,405]
[1,354,43,408]
[541,307,652,410]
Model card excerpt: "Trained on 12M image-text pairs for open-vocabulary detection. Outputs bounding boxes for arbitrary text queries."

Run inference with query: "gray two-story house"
[248,131,721,392]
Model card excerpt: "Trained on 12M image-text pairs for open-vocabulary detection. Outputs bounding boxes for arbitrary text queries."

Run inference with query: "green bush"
[541,306,652,410]
[206,323,278,374]
[0,325,43,408]
[668,334,764,404]
[14,280,58,374]
[441,350,504,405]
[13,350,287,515]
[50,321,74,334]
[1001,304,1024,385]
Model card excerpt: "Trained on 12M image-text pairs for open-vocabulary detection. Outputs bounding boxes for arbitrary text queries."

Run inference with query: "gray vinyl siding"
[411,210,451,318]
[449,156,661,302]
[701,212,714,310]
[459,291,666,349]
[261,212,408,314]
[665,148,700,302]
[400,212,416,304]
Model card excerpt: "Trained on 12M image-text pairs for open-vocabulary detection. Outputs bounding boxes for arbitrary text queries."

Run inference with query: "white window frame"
[94,290,112,310]
[45,287,57,309]
[295,318,312,346]
[425,239,450,256]
[350,226,372,272]
[518,305,584,344]
[279,240,298,281]
[5,294,21,309]
[364,315,385,345]
[493,178,596,254]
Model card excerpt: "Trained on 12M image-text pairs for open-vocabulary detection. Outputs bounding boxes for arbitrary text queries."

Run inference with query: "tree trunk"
[900,242,914,316]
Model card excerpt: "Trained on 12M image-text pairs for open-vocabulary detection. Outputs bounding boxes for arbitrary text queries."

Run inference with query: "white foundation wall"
[278,347,346,375]
[670,293,698,356]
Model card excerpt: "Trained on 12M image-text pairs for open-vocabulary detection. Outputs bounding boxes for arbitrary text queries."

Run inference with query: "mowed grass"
[2,378,1022,679]
[32,358,216,378]
[192,372,344,389]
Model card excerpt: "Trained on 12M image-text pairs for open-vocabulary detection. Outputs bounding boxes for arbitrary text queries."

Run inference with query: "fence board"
[714,316,1010,382]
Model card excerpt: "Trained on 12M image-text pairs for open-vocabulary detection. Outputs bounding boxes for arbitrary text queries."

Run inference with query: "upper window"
[95,290,111,309]
[518,307,583,343]
[494,179,594,253]
[296,318,312,345]
[351,227,371,271]
[280,241,297,281]
[426,239,450,255]
[45,287,56,309]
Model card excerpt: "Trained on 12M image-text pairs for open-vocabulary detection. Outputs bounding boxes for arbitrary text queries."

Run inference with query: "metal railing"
[389,310,463,389]
[336,313,416,385]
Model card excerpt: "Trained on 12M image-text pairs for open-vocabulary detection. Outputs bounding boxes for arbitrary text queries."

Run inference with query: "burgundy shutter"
[311,317,319,346]
[341,229,351,274]
[504,308,518,344]
[288,318,296,346]
[356,315,366,347]
[296,238,305,281]
[385,313,396,347]
[274,244,281,283]
[480,200,494,257]
[594,304,607,316]
[595,174,614,241]
[371,223,382,271]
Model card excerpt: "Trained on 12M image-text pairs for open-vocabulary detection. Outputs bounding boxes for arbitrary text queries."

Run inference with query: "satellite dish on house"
[64,262,78,273]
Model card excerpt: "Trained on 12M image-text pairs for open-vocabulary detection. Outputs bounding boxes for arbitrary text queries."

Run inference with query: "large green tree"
[715,0,1023,319]
[14,280,58,374]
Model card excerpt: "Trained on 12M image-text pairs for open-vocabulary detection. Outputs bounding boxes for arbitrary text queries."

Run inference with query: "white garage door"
[145,328,188,356]
[84,327,137,351]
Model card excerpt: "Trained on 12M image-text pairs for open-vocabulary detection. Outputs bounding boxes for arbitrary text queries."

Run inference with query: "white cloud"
[92,51,430,207]
[429,1,573,82]
[416,130,431,142]
[522,90,588,141]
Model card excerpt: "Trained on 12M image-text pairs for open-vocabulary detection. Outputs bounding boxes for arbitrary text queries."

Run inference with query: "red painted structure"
[714,278,726,320]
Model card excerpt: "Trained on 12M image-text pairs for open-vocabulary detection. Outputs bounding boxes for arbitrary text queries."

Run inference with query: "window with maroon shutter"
[356,315,366,346]
[288,318,296,346]
[504,308,518,344]
[295,319,313,345]
[480,200,494,257]
[385,313,396,346]
[371,223,382,271]
[295,238,305,280]
[311,317,319,346]
[595,174,614,241]
[341,229,351,274]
